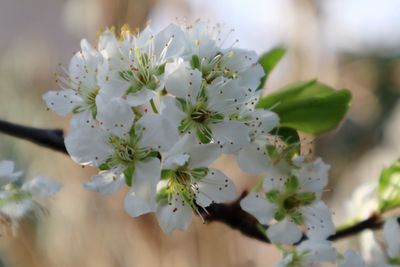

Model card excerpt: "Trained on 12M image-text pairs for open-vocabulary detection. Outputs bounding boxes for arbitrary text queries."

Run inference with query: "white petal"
[262,160,291,191]
[159,95,186,126]
[165,60,202,102]
[210,120,250,154]
[68,39,100,89]
[383,217,400,258]
[0,160,22,186]
[298,240,337,263]
[188,143,221,168]
[154,24,185,60]
[339,250,366,267]
[84,168,124,195]
[0,199,34,220]
[43,89,83,116]
[249,109,279,135]
[293,157,330,193]
[137,114,179,152]
[163,154,190,169]
[267,218,302,244]
[96,95,134,138]
[22,176,62,197]
[124,158,160,217]
[125,88,157,107]
[240,192,276,224]
[302,201,335,240]
[237,143,270,174]
[195,168,236,207]
[238,64,265,90]
[65,125,112,166]
[156,193,192,234]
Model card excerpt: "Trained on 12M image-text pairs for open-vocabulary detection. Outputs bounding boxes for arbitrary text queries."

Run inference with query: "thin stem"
[150,99,158,113]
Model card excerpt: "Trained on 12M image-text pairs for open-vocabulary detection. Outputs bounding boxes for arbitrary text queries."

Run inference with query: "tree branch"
[0,119,392,244]
[0,120,67,154]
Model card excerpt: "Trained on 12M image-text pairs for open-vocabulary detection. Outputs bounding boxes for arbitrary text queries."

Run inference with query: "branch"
[0,119,393,244]
[0,120,67,154]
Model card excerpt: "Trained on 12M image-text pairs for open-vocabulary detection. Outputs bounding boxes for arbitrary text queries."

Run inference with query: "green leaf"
[257,80,352,134]
[378,160,400,212]
[257,47,286,90]
[270,127,300,155]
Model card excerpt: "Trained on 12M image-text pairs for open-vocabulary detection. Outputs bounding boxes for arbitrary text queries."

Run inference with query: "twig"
[0,119,393,244]
[0,120,67,154]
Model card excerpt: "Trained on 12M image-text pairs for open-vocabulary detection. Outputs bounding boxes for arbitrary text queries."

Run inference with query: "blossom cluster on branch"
[42,21,337,241]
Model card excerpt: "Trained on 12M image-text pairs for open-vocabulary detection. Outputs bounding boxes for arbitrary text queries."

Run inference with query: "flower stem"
[150,99,158,113]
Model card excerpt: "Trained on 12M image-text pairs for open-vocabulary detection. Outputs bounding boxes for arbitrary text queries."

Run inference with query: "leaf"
[378,160,400,212]
[257,47,286,90]
[256,80,352,134]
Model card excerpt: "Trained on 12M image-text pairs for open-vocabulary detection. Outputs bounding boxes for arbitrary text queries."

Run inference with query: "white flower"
[43,39,101,121]
[276,240,337,267]
[181,21,265,90]
[0,175,62,221]
[0,160,23,187]
[97,24,185,107]
[155,134,236,233]
[383,218,400,260]
[339,250,366,267]
[65,113,179,216]
[240,157,335,244]
[162,60,252,153]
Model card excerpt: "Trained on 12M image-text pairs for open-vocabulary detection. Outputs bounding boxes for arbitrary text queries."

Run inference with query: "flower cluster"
[0,160,62,227]
[42,21,337,238]
[240,151,335,244]
[276,217,400,267]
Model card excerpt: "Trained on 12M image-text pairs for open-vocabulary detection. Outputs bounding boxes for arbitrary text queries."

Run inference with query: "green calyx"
[191,51,238,84]
[266,176,316,224]
[176,97,223,144]
[119,50,165,93]
[0,190,32,207]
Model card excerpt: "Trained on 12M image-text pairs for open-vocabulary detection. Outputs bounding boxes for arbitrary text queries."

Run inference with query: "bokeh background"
[1,0,400,266]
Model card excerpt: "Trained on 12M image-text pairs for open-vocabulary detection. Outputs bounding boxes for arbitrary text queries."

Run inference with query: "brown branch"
[0,119,393,244]
[0,120,67,154]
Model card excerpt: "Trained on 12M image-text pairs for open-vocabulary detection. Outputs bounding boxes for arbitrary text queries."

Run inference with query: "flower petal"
[383,217,400,258]
[301,201,335,240]
[237,143,270,174]
[263,160,291,191]
[195,168,236,207]
[96,95,134,138]
[65,125,112,166]
[124,158,160,217]
[22,176,62,197]
[165,59,202,102]
[0,160,22,186]
[339,250,365,267]
[125,88,157,107]
[84,168,125,195]
[240,192,276,224]
[267,218,302,244]
[156,193,192,234]
[210,120,250,154]
[137,114,179,152]
[43,89,83,116]
[293,157,330,193]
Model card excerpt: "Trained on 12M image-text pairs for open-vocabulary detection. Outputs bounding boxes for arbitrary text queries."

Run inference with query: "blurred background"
[1,0,400,266]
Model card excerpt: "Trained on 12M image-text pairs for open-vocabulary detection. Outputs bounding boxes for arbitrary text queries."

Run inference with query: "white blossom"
[156,134,236,233]
[241,156,334,244]
[276,240,337,267]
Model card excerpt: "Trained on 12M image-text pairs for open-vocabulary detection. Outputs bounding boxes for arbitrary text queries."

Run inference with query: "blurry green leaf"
[256,80,352,134]
[378,160,400,212]
[257,47,286,90]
